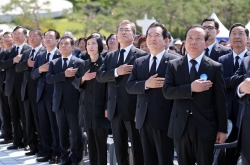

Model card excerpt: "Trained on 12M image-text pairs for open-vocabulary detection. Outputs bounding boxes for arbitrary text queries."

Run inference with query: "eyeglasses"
[44,35,55,40]
[108,38,117,41]
[202,26,217,30]
[118,29,132,33]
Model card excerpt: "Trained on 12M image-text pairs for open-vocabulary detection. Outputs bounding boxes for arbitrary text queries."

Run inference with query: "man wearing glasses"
[201,18,231,62]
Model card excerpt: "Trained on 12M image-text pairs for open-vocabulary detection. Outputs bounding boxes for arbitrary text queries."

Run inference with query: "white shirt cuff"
[237,82,246,98]
[114,68,118,77]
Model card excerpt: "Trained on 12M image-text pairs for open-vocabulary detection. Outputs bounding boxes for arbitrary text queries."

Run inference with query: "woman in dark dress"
[72,34,110,165]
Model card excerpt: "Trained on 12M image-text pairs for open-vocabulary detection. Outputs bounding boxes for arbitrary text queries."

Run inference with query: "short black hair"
[86,34,103,54]
[44,29,60,39]
[13,26,27,35]
[29,28,43,38]
[106,33,116,49]
[3,31,13,37]
[201,18,219,30]
[219,39,227,44]
[229,23,249,37]
[59,36,74,46]
[184,24,209,42]
[146,22,170,39]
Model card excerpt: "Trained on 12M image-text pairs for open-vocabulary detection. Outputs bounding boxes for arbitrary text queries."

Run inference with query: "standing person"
[0,26,30,150]
[230,54,250,165]
[73,34,111,165]
[0,32,14,144]
[126,22,179,165]
[106,33,119,52]
[218,23,250,165]
[96,20,146,165]
[15,28,46,156]
[31,29,61,163]
[201,18,231,61]
[46,36,83,165]
[162,25,228,165]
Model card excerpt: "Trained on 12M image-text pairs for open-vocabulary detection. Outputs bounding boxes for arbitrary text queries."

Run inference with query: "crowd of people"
[0,17,249,165]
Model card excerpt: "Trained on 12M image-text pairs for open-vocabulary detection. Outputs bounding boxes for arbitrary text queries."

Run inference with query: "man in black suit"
[126,22,179,165]
[31,29,61,163]
[0,26,30,150]
[218,23,250,165]
[46,36,83,165]
[96,20,146,165]
[201,18,231,62]
[162,25,228,165]
[0,32,14,144]
[15,28,46,156]
[231,55,250,165]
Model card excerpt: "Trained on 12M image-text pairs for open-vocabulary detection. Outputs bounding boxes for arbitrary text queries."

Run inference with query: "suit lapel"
[52,50,61,59]
[179,56,190,83]
[210,43,219,59]
[142,55,150,78]
[157,53,169,76]
[125,46,136,64]
[228,53,234,74]
[197,56,210,79]
[111,50,119,69]
[68,56,76,68]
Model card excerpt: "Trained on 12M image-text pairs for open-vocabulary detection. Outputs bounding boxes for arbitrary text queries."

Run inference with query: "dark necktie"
[16,47,19,55]
[149,56,157,76]
[63,58,68,71]
[30,49,36,60]
[190,59,198,82]
[117,49,126,67]
[204,48,209,56]
[234,56,240,72]
[46,53,51,62]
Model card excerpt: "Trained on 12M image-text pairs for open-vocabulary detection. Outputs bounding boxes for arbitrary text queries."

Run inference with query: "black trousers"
[23,98,39,151]
[111,111,144,165]
[0,91,12,141]
[86,128,109,165]
[175,115,215,165]
[56,110,83,163]
[8,86,26,146]
[38,93,60,156]
[140,121,174,165]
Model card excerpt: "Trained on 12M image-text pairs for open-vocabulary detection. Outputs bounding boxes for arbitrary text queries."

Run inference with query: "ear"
[216,29,220,36]
[205,41,209,48]
[164,38,170,45]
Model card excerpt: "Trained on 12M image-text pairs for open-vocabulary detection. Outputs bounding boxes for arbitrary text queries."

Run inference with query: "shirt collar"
[48,47,58,55]
[32,44,43,54]
[120,44,133,53]
[15,43,25,52]
[207,42,216,51]
[233,49,247,60]
[150,49,165,61]
[62,54,72,61]
[187,53,204,65]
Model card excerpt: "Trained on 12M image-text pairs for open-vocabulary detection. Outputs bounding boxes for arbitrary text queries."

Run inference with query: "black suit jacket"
[0,51,6,94]
[96,46,147,121]
[0,44,31,97]
[162,55,228,141]
[31,49,61,102]
[218,51,250,116]
[72,56,110,129]
[126,52,179,130]
[209,42,231,62]
[46,56,84,113]
[230,55,250,159]
[15,46,46,101]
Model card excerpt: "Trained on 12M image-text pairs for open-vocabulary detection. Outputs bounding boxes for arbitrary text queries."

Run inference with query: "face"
[108,35,119,51]
[202,21,219,41]
[87,38,99,56]
[59,38,74,57]
[2,33,13,48]
[185,27,207,58]
[13,28,26,45]
[146,26,168,53]
[117,23,135,46]
[229,26,248,49]
[44,31,58,49]
[78,39,86,52]
[28,31,43,48]
[0,35,3,48]
[139,41,149,53]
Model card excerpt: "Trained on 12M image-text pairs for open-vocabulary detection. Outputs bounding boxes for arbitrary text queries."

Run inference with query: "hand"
[117,64,133,75]
[145,74,165,88]
[239,78,250,94]
[65,67,78,77]
[13,54,22,63]
[216,132,227,143]
[191,79,213,92]
[104,110,108,118]
[27,56,35,67]
[82,70,96,81]
[38,63,49,73]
